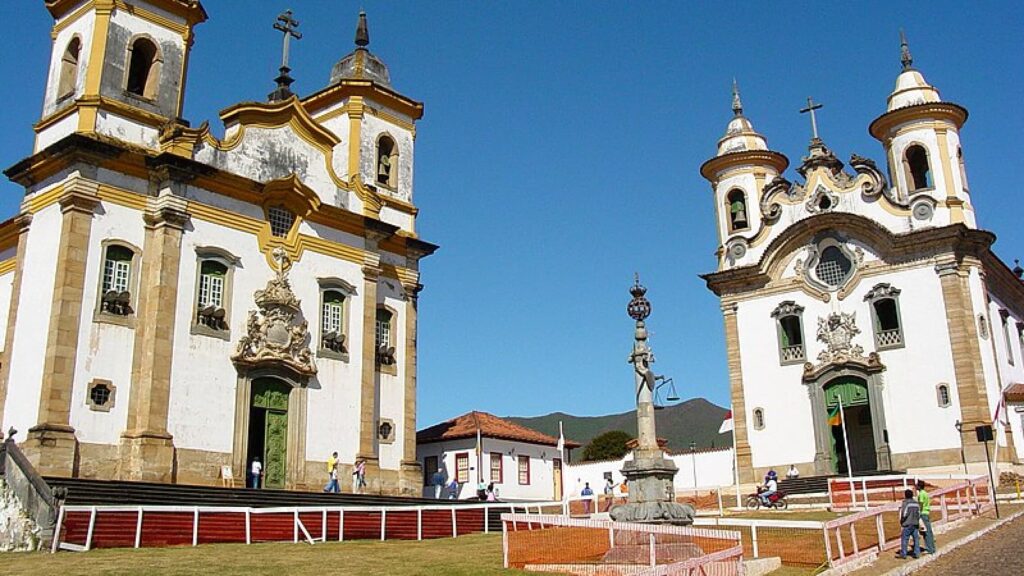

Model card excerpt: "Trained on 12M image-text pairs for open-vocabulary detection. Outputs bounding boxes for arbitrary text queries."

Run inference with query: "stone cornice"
[700,150,789,183]
[869,102,969,141]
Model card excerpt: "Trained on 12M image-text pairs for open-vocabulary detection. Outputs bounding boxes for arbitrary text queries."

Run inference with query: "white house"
[416,412,580,501]
[0,3,436,495]
[564,448,736,498]
[701,37,1024,482]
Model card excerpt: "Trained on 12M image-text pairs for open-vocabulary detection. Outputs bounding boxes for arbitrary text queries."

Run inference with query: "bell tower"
[36,0,208,152]
[869,31,972,227]
[700,82,789,269]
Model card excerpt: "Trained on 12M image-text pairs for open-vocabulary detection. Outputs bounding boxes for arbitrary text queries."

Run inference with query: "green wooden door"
[252,379,291,489]
[263,410,288,488]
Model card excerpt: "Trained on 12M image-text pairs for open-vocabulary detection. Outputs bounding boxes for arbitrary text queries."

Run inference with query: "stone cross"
[274,9,302,69]
[800,97,824,141]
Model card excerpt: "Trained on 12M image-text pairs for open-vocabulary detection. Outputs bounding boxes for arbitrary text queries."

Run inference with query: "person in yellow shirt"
[324,451,339,493]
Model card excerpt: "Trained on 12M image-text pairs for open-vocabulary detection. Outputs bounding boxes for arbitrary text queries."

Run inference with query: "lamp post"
[690,441,698,488]
[954,420,968,474]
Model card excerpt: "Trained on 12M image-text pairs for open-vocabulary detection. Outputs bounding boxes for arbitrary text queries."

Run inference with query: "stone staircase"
[779,469,902,495]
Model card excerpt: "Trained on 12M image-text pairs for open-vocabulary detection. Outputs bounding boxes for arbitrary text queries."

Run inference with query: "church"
[0,1,435,495]
[701,35,1024,481]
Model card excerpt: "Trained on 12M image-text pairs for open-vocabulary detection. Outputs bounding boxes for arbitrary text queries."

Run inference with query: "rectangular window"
[198,272,224,308]
[1001,311,1014,366]
[376,309,392,348]
[455,453,470,484]
[490,452,503,483]
[517,455,530,485]
[423,456,437,486]
[267,206,295,237]
[103,258,130,293]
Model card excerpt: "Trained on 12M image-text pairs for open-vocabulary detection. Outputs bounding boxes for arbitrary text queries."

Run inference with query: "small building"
[416,412,579,501]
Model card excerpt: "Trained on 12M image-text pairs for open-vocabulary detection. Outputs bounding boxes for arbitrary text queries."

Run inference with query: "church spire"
[355,10,369,48]
[899,28,913,71]
[732,78,743,117]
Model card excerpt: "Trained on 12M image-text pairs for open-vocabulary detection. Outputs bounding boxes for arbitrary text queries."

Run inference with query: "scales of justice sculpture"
[609,276,695,525]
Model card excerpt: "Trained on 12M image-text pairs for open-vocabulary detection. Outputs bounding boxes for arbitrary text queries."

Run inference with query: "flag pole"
[839,398,855,507]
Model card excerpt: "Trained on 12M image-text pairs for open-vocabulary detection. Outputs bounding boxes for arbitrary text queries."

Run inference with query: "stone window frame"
[317,277,356,362]
[752,407,765,430]
[936,383,951,408]
[57,35,82,102]
[771,301,806,365]
[123,34,163,101]
[810,240,856,292]
[725,188,750,234]
[94,239,142,328]
[85,378,116,412]
[377,418,396,444]
[999,309,1015,366]
[375,132,399,191]
[864,283,906,351]
[375,304,398,375]
[903,142,934,194]
[190,247,239,340]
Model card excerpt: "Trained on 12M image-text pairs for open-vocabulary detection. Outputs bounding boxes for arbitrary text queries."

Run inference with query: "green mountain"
[506,398,732,456]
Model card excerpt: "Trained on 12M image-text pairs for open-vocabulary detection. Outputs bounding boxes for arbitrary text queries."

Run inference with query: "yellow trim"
[113,0,190,37]
[34,101,80,133]
[346,97,364,177]
[25,184,68,214]
[97,184,148,210]
[934,128,964,223]
[51,2,98,39]
[79,2,113,132]
[0,259,15,276]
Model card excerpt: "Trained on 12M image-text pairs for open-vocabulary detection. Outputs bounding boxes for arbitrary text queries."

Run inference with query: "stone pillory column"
[609,276,694,525]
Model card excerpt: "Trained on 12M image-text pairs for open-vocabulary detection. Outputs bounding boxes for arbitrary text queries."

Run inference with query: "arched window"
[865,283,904,350]
[126,37,160,99]
[936,384,951,408]
[1000,310,1015,366]
[904,144,932,191]
[957,146,969,192]
[753,408,765,430]
[375,307,396,368]
[320,290,347,355]
[99,243,137,317]
[726,189,749,232]
[196,260,229,331]
[376,135,398,189]
[771,301,805,365]
[58,37,81,99]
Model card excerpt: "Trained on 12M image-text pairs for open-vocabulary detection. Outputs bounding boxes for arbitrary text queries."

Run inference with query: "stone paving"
[913,512,1024,575]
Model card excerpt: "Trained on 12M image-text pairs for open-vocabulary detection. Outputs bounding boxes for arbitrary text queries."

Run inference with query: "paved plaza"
[914,512,1024,575]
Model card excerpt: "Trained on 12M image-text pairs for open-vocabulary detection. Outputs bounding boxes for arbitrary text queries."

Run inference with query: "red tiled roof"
[417,411,581,449]
[1005,383,1024,403]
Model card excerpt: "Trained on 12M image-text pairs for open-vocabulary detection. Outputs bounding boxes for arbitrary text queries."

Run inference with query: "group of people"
[897,480,937,559]
[322,452,367,493]
[429,468,499,501]
[577,478,629,514]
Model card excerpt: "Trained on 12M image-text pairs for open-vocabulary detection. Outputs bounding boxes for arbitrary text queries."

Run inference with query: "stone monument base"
[609,455,694,525]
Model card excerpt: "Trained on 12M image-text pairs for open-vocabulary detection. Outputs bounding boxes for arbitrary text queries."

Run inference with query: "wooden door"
[263,410,288,488]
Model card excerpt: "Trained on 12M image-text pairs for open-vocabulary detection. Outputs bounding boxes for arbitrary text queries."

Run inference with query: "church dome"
[716,81,769,156]
[329,11,392,88]
[885,31,941,112]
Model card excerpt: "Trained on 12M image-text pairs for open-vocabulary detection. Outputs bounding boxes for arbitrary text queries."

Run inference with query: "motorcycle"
[744,486,788,511]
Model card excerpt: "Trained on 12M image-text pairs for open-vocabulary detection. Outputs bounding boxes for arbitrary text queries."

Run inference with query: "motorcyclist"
[759,470,779,506]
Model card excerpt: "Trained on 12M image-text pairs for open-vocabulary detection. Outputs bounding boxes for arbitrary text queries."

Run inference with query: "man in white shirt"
[250,457,263,489]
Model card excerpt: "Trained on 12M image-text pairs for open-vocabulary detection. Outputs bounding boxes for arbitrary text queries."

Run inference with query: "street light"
[954,420,967,474]
[690,441,698,488]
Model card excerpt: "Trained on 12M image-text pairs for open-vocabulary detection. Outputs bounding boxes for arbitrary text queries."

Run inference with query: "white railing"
[828,473,983,511]
[52,500,565,552]
[693,517,824,560]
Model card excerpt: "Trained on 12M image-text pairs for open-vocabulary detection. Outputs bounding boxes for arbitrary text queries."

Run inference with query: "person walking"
[447,477,459,499]
[352,458,367,493]
[581,482,594,514]
[603,477,615,511]
[916,480,936,554]
[323,451,340,493]
[896,489,921,559]
[431,468,446,499]
[250,456,262,489]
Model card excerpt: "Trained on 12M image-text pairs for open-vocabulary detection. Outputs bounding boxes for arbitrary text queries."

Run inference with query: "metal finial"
[731,78,743,117]
[355,11,370,47]
[627,274,651,321]
[899,28,913,71]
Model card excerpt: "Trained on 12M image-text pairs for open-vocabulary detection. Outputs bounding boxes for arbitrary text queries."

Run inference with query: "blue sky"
[1,2,1022,428]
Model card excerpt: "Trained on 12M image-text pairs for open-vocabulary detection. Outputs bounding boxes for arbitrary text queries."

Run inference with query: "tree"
[581,430,632,462]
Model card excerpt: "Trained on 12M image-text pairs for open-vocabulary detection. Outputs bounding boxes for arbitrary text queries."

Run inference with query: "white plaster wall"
[738,261,962,470]
[375,282,406,471]
[0,271,14,352]
[2,205,63,435]
[41,12,96,121]
[379,206,415,235]
[416,438,562,501]
[36,112,80,152]
[68,201,145,444]
[982,284,1024,451]
[96,111,160,149]
[565,448,736,495]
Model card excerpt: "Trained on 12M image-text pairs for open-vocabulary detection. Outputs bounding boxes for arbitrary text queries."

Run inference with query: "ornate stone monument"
[609,276,695,524]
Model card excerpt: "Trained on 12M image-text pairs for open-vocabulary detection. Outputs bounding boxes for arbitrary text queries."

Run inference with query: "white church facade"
[701,38,1024,481]
[0,1,436,495]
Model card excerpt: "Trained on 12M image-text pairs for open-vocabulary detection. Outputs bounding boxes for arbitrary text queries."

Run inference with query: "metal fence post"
[381,509,387,541]
[875,513,884,552]
[649,533,656,567]
[502,520,509,568]
[339,509,345,542]
[751,524,759,558]
[135,507,143,549]
[193,507,200,546]
[452,508,458,538]
[85,507,96,551]
[485,505,489,533]
[293,510,299,544]
[417,508,423,541]
[245,509,251,545]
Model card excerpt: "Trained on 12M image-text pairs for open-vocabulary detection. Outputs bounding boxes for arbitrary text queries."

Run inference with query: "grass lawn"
[5,533,551,576]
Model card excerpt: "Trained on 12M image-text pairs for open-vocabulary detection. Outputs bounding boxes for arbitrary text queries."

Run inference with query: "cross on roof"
[274,9,302,69]
[799,97,824,141]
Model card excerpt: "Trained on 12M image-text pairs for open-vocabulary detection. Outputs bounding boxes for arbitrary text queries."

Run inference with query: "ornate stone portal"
[609,277,695,525]
[232,248,316,377]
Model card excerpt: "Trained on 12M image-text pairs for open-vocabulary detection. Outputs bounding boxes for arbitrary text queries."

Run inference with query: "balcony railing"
[877,329,903,348]
[781,345,805,363]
